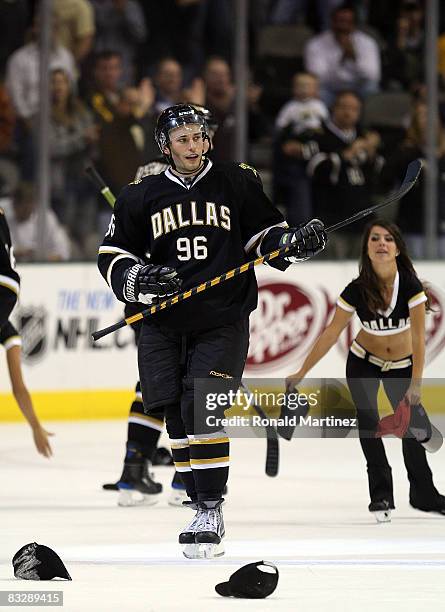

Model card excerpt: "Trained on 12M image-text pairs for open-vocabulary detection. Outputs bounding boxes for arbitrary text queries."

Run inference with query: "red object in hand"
[375,399,442,453]
[376,398,411,439]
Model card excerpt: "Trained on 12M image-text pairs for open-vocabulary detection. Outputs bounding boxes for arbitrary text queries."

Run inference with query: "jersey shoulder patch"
[134,160,168,182]
[239,162,258,177]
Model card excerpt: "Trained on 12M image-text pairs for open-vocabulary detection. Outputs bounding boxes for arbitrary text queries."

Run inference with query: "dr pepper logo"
[247,281,333,372]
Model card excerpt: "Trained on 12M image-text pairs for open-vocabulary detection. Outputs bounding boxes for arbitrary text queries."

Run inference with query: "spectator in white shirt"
[5,18,76,122]
[304,5,380,107]
[274,73,328,225]
[6,183,71,262]
[276,72,329,134]
[5,17,76,179]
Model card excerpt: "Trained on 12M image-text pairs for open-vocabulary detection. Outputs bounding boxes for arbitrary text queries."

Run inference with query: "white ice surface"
[1,420,445,611]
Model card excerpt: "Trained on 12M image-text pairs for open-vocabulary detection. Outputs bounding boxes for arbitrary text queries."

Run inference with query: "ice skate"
[168,471,190,507]
[152,446,174,466]
[169,485,189,507]
[104,459,162,494]
[142,459,162,491]
[179,502,203,558]
[193,500,225,559]
[369,500,392,523]
[117,461,162,507]
[102,480,119,491]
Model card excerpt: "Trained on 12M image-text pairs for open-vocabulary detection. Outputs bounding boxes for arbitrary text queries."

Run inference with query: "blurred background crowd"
[0,0,444,261]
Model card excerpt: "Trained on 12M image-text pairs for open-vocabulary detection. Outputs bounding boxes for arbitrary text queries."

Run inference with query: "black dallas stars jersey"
[337,267,427,336]
[98,160,288,332]
[0,209,20,327]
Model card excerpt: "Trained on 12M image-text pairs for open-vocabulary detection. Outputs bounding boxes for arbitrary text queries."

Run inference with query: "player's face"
[367,226,399,263]
[166,124,207,174]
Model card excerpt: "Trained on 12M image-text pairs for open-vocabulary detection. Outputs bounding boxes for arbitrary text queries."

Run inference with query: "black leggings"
[346,351,439,508]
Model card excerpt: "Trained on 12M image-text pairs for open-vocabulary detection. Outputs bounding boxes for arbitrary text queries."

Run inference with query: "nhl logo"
[15,306,48,363]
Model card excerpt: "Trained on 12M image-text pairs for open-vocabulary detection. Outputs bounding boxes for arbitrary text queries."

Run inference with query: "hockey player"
[103,105,219,507]
[286,219,445,522]
[102,310,169,507]
[0,209,53,457]
[98,104,327,558]
[0,208,19,327]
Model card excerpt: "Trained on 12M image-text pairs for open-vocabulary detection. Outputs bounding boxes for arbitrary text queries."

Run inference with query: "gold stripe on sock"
[189,437,229,445]
[190,456,229,465]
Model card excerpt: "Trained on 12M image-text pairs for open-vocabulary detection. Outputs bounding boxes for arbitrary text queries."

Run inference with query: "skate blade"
[182,543,200,559]
[168,489,190,507]
[182,542,225,559]
[197,542,225,559]
[117,489,159,507]
[373,510,391,523]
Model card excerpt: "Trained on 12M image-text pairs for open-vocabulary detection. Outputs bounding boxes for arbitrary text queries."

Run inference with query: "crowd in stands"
[0,0,444,261]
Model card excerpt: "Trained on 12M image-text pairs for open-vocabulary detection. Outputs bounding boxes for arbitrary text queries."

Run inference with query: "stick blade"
[265,433,279,477]
[382,158,422,205]
[402,158,422,189]
[326,158,423,234]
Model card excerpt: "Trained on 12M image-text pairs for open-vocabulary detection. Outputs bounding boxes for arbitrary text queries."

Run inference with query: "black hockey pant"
[138,318,249,502]
[346,351,440,509]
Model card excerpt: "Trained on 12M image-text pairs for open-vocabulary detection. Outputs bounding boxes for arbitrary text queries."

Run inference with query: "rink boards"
[1,261,444,421]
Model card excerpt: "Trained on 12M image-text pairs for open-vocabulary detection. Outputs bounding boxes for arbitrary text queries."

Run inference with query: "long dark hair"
[51,69,86,125]
[358,219,431,314]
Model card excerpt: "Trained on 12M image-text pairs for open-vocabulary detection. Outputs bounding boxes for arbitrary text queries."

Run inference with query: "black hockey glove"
[279,218,328,263]
[123,264,182,304]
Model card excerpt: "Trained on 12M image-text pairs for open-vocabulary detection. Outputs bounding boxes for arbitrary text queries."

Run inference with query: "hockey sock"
[127,382,164,460]
[170,437,196,501]
[124,440,144,464]
[188,433,229,501]
[171,470,185,489]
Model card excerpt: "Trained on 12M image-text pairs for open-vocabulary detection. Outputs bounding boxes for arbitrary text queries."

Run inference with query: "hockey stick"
[325,158,421,233]
[85,166,116,208]
[91,159,422,341]
[240,383,279,477]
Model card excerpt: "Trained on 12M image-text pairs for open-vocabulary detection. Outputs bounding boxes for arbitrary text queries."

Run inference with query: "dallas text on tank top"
[337,267,426,336]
